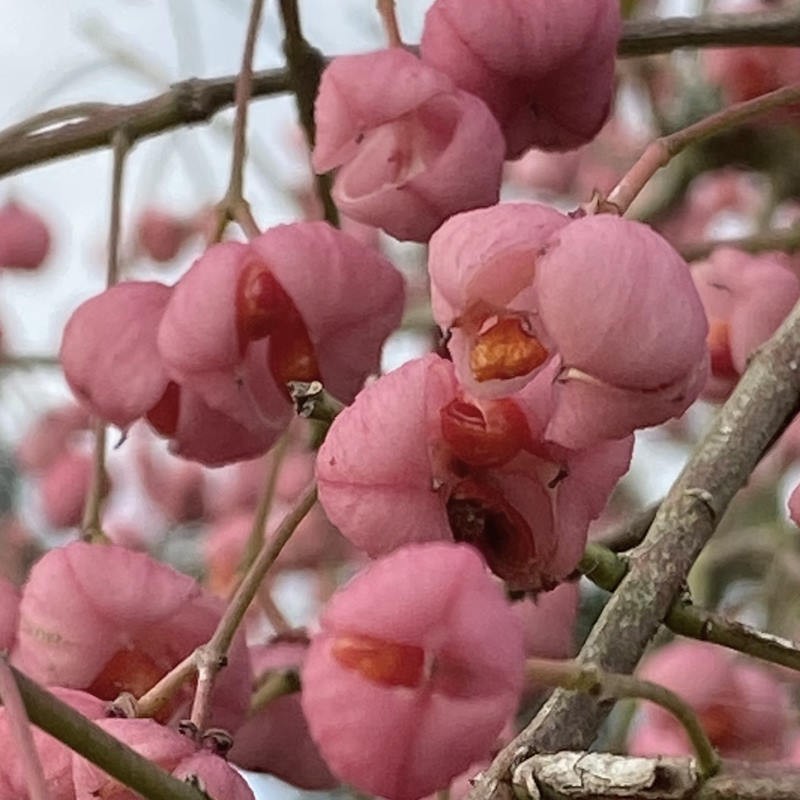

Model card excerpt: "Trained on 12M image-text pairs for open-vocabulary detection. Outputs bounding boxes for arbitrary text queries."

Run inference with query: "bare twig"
[239,432,290,575]
[278,0,338,226]
[607,83,800,215]
[619,8,800,57]
[213,0,265,240]
[470,294,800,799]
[525,658,720,779]
[132,652,196,721]
[188,483,317,730]
[80,130,130,543]
[377,0,404,48]
[0,68,288,179]
[680,224,800,261]
[593,502,660,552]
[249,668,301,714]
[3,12,800,180]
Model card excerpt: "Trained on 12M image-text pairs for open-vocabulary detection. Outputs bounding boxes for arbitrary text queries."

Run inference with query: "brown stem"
[131,652,196,720]
[249,668,300,714]
[606,83,800,215]
[188,483,317,730]
[0,354,60,370]
[525,658,720,779]
[214,0,265,241]
[681,224,800,261]
[3,12,800,180]
[377,0,404,48]
[470,294,800,799]
[238,432,290,574]
[80,130,129,543]
[619,8,800,57]
[278,0,338,226]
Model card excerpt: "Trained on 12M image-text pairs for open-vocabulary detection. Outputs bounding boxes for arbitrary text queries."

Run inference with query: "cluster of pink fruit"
[4,0,800,799]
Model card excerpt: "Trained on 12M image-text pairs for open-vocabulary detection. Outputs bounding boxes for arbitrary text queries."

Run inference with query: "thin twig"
[10,664,208,800]
[0,355,60,370]
[188,483,317,730]
[0,659,50,800]
[680,224,800,261]
[607,82,800,215]
[278,0,338,226]
[214,0,265,241]
[0,68,288,179]
[239,432,291,574]
[80,130,129,543]
[580,542,800,673]
[593,502,660,552]
[525,658,720,779]
[249,668,300,714]
[131,651,196,720]
[470,293,800,799]
[377,0,403,48]
[619,8,800,57]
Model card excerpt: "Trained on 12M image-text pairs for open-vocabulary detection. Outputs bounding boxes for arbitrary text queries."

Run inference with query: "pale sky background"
[0,1,705,797]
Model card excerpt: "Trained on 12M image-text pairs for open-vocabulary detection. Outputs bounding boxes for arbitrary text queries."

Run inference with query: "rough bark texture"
[469,302,800,799]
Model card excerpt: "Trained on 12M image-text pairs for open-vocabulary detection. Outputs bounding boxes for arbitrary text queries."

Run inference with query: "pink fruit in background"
[420,0,621,157]
[629,639,792,761]
[135,208,192,263]
[692,247,800,400]
[702,1,800,106]
[301,543,524,800]
[13,541,252,733]
[313,48,504,242]
[39,448,97,529]
[0,200,50,270]
[60,282,173,430]
[16,404,90,474]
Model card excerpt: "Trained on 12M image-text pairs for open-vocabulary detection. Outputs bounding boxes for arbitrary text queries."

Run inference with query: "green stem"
[9,663,208,800]
[525,658,720,780]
